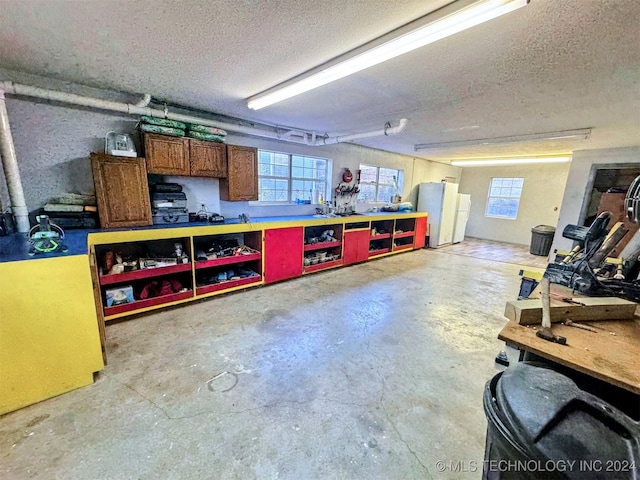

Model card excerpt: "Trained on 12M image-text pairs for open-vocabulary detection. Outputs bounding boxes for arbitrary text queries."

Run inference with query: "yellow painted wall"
[0,255,104,415]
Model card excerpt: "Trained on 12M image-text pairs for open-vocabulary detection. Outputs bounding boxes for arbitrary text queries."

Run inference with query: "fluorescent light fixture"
[247,0,529,110]
[450,156,572,167]
[415,128,592,151]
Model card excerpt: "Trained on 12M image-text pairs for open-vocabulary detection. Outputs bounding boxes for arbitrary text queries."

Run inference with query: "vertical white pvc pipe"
[0,90,30,233]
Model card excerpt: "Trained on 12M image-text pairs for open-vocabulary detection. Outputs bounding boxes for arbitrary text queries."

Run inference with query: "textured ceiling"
[0,0,639,163]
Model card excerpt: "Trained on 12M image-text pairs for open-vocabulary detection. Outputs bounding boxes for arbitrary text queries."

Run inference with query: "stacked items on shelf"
[139,116,187,137]
[304,251,339,266]
[101,241,189,276]
[196,266,259,287]
[304,229,340,266]
[139,116,228,143]
[150,183,189,225]
[186,124,227,143]
[99,240,192,310]
[369,221,393,256]
[195,238,260,286]
[41,193,98,229]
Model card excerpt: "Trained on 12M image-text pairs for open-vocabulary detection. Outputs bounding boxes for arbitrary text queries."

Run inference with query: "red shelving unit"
[368,248,391,257]
[303,259,343,273]
[394,231,415,239]
[104,290,194,317]
[303,241,342,252]
[196,276,261,295]
[195,253,261,270]
[99,263,192,286]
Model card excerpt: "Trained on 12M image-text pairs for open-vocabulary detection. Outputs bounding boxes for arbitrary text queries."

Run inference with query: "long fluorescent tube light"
[247,0,529,110]
[415,128,592,150]
[450,156,572,167]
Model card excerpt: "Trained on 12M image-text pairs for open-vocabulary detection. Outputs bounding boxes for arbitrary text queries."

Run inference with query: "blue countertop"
[0,211,420,263]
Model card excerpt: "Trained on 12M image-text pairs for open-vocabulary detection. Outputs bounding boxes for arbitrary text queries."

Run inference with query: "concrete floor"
[1,249,532,479]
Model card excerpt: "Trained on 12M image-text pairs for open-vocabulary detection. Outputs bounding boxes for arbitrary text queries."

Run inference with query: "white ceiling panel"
[0,0,638,162]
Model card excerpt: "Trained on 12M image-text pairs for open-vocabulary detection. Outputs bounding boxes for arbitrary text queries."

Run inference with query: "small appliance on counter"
[150,183,188,225]
[105,132,137,157]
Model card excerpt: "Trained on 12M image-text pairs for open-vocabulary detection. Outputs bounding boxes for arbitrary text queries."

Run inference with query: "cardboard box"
[105,286,135,306]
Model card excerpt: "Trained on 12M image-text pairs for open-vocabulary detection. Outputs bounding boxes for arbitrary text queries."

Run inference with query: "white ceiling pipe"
[319,118,408,145]
[0,90,30,233]
[0,81,284,140]
[0,81,408,147]
[134,93,152,108]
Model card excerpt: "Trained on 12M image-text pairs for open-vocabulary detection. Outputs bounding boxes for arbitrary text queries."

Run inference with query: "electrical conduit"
[0,89,30,233]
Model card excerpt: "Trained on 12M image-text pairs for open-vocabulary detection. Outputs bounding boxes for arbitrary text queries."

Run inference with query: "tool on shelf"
[28,215,68,255]
[536,278,567,345]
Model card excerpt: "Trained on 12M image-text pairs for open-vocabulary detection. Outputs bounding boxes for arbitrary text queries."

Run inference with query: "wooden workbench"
[499,318,640,394]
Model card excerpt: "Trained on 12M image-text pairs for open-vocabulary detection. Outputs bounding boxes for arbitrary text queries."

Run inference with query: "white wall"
[551,146,640,253]
[459,163,570,245]
[0,70,460,222]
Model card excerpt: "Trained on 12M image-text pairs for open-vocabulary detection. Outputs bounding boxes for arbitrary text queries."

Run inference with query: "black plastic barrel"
[530,225,556,256]
[482,362,640,479]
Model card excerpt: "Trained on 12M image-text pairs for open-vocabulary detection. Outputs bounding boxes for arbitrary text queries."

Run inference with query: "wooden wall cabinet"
[220,145,258,201]
[189,139,227,177]
[90,153,153,229]
[144,133,190,176]
[144,133,227,178]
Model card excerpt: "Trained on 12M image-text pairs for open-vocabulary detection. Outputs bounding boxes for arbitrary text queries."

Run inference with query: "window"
[257,150,329,203]
[486,177,524,219]
[357,164,403,202]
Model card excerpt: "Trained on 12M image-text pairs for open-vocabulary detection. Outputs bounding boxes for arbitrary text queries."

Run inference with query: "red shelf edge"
[104,290,194,317]
[394,231,415,239]
[100,263,192,286]
[393,244,414,252]
[303,241,342,252]
[369,248,391,257]
[370,233,391,240]
[303,259,343,273]
[195,253,262,269]
[196,276,262,295]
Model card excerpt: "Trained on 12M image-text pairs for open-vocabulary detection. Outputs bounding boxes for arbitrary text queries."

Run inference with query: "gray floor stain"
[0,249,524,479]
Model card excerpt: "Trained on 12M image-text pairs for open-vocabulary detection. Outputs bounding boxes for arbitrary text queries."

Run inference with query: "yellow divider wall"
[0,255,104,415]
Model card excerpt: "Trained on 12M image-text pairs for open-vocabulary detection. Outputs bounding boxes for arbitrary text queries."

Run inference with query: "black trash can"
[482,362,640,479]
[530,225,555,256]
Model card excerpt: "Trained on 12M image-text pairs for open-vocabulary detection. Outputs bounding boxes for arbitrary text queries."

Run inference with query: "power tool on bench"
[28,215,68,256]
[544,175,640,302]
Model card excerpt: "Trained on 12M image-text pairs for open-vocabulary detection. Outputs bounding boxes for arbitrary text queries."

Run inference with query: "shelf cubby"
[196,276,262,296]
[104,290,194,318]
[303,258,343,274]
[100,263,191,285]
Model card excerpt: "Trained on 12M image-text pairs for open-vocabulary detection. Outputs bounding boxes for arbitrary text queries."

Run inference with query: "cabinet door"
[91,154,153,229]
[189,140,228,178]
[344,230,370,265]
[220,145,258,201]
[414,216,427,249]
[264,227,303,284]
[144,133,189,176]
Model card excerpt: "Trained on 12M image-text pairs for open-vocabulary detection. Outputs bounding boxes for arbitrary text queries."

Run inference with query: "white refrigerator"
[453,194,471,243]
[417,182,459,248]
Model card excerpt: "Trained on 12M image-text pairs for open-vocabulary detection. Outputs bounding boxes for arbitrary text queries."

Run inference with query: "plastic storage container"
[530,225,556,256]
[483,362,640,479]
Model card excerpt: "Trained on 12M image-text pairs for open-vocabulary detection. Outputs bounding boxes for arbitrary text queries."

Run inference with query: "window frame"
[357,164,403,203]
[485,177,524,220]
[255,149,330,204]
